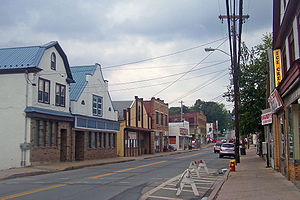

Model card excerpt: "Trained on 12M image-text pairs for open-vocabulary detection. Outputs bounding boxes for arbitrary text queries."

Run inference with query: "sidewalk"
[214,146,300,200]
[0,144,211,181]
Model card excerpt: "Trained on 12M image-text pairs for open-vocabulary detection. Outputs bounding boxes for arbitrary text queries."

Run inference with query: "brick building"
[144,97,169,152]
[113,96,154,157]
[69,64,120,161]
[169,112,207,144]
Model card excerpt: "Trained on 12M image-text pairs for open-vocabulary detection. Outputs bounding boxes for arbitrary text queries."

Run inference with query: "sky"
[0,0,273,110]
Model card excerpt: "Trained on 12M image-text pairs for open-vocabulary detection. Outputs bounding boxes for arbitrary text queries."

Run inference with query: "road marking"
[175,152,205,159]
[148,195,183,200]
[88,160,167,179]
[162,187,194,193]
[0,184,67,200]
[0,160,167,199]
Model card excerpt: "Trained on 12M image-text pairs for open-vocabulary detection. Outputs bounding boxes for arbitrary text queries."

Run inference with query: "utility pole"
[179,101,184,122]
[220,0,249,163]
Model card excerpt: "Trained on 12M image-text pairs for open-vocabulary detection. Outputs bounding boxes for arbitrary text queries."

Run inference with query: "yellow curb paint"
[0,184,67,200]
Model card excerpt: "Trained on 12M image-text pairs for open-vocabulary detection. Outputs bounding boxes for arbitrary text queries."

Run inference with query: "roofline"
[0,67,42,74]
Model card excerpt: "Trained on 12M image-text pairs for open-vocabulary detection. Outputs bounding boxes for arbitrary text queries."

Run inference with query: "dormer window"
[51,52,56,70]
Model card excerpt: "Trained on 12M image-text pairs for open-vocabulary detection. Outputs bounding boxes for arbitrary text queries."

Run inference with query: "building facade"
[169,112,207,145]
[169,121,190,150]
[0,42,75,169]
[113,96,154,157]
[70,64,120,161]
[144,97,169,152]
[269,0,300,187]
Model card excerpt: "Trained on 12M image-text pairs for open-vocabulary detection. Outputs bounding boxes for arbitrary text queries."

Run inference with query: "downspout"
[21,71,30,166]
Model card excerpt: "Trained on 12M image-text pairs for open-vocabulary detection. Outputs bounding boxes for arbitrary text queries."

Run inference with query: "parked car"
[213,142,222,153]
[219,143,235,158]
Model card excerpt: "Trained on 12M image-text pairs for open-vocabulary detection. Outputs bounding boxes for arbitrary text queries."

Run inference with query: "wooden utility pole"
[220,0,249,163]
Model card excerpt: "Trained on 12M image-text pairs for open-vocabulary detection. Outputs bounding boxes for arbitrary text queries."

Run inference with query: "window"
[288,31,295,68]
[54,122,58,146]
[87,132,92,148]
[108,133,111,148]
[99,132,102,147]
[51,53,56,70]
[38,78,50,104]
[281,47,287,75]
[55,84,66,107]
[41,121,46,147]
[156,112,159,124]
[138,105,141,121]
[298,14,300,52]
[103,133,106,148]
[112,133,116,148]
[92,95,103,116]
[94,132,97,148]
[34,120,40,147]
[165,115,168,126]
[48,121,52,147]
[161,113,163,125]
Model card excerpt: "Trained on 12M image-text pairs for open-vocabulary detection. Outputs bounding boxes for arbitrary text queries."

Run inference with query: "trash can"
[240,147,246,155]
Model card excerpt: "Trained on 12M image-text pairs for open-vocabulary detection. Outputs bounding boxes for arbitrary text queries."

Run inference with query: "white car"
[219,143,235,158]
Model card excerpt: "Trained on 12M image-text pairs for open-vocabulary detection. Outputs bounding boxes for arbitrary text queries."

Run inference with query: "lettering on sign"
[273,49,283,87]
[261,112,273,125]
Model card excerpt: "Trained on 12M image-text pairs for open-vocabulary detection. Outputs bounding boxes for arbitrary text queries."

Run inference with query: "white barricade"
[188,160,209,178]
[176,169,199,196]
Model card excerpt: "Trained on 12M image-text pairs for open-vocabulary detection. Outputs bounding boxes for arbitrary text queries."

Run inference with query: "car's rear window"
[222,144,234,147]
[216,143,221,146]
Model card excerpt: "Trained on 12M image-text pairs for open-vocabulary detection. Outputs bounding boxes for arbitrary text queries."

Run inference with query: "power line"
[101,37,227,69]
[152,39,228,97]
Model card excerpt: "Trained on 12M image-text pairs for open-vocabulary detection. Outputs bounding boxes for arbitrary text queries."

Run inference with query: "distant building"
[169,112,207,144]
[144,97,169,152]
[113,96,154,157]
[169,121,190,150]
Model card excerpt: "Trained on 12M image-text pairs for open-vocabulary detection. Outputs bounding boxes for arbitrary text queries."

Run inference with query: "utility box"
[20,143,31,150]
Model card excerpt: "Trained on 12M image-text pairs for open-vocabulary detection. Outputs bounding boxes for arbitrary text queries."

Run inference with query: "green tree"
[225,33,272,138]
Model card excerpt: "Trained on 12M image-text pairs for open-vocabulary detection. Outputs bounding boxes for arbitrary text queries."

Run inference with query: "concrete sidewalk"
[214,146,300,200]
[0,144,211,181]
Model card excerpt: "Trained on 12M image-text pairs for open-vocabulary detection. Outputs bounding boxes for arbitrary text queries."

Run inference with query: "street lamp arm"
[204,47,231,57]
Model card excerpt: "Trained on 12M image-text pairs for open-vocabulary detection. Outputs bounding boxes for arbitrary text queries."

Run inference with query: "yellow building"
[113,96,154,157]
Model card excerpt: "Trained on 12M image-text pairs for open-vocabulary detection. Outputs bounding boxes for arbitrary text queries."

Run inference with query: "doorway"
[75,131,84,161]
[60,129,67,162]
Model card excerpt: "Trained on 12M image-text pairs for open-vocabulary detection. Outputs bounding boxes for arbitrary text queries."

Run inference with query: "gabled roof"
[0,41,74,83]
[70,64,97,101]
[112,101,134,120]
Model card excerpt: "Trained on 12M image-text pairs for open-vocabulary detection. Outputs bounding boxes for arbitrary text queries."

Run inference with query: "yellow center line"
[88,160,167,179]
[0,184,67,200]
[175,152,205,159]
[0,160,168,199]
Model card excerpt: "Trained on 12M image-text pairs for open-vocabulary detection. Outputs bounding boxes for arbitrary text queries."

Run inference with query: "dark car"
[219,143,235,158]
[213,142,222,153]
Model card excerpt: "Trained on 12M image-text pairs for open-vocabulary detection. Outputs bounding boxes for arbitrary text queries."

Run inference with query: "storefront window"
[288,106,294,159]
[280,115,286,158]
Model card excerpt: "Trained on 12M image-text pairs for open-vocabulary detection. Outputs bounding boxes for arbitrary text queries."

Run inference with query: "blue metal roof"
[0,41,74,83]
[70,65,97,101]
[0,46,44,70]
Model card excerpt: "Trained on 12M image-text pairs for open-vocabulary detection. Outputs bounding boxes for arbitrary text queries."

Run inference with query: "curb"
[207,169,230,200]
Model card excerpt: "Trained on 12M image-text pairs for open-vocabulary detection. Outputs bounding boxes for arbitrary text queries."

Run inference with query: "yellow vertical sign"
[273,49,282,87]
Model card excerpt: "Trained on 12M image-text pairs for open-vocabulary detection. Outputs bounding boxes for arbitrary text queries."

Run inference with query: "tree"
[224,33,272,138]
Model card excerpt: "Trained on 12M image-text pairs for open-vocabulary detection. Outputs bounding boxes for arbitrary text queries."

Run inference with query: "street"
[0,147,229,200]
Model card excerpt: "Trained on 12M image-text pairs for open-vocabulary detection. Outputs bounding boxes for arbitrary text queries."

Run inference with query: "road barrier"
[188,160,209,178]
[176,169,200,196]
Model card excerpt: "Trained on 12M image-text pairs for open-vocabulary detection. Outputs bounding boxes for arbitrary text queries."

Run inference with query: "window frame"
[38,78,50,104]
[51,52,56,70]
[288,30,295,68]
[92,95,103,117]
[55,83,66,107]
[161,113,164,125]
[156,112,159,124]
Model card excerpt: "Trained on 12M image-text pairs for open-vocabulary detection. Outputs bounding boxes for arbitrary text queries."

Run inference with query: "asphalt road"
[0,147,230,200]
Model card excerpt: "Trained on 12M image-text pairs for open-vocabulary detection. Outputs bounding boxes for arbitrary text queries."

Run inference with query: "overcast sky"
[0,0,272,110]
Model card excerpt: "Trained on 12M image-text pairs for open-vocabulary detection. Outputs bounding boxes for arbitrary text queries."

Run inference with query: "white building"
[0,42,74,170]
[169,121,190,150]
[69,64,120,160]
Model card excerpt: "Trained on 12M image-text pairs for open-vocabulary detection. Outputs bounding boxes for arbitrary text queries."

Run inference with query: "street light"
[204,47,231,57]
[204,47,240,163]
